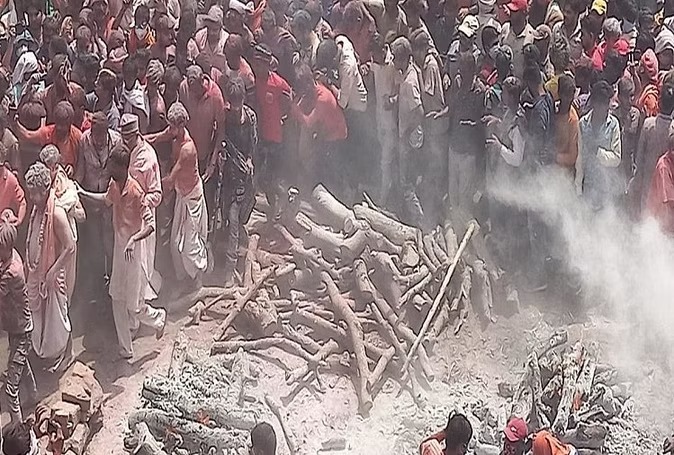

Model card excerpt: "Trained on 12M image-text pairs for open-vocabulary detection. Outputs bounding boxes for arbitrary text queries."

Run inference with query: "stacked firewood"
[125,334,275,455]
[502,331,634,452]
[178,184,515,417]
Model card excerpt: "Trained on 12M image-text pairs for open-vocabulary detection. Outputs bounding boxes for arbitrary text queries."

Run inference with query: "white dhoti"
[109,231,165,356]
[171,181,208,280]
[28,269,71,367]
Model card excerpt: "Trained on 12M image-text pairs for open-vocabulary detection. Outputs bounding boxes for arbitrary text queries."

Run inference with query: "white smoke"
[488,167,674,368]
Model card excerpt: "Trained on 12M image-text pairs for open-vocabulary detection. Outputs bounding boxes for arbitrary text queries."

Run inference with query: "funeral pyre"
[124,184,522,454]
[495,330,659,455]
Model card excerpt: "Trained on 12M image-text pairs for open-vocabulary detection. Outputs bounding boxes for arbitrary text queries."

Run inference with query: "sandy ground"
[0,285,669,455]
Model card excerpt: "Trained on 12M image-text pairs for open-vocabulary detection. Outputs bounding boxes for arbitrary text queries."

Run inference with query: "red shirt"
[178,77,226,162]
[293,83,347,142]
[0,167,26,225]
[34,125,83,169]
[647,150,674,233]
[255,71,291,144]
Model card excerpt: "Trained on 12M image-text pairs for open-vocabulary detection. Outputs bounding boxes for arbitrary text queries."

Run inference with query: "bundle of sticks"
[504,331,633,452]
[183,184,511,416]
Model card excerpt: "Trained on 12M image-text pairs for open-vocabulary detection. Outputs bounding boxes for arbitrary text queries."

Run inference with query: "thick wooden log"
[275,224,339,279]
[311,184,356,231]
[281,369,324,406]
[417,231,439,274]
[291,308,386,358]
[321,272,373,415]
[423,233,442,269]
[429,299,451,343]
[365,228,404,256]
[168,330,188,382]
[539,351,562,386]
[363,250,403,306]
[368,346,395,393]
[397,265,430,287]
[400,271,433,307]
[528,352,551,430]
[353,260,434,381]
[141,374,260,431]
[210,338,315,363]
[280,323,321,354]
[542,373,563,410]
[241,289,281,337]
[265,395,297,455]
[179,286,241,315]
[285,339,339,384]
[552,342,585,434]
[338,228,370,262]
[215,266,287,341]
[353,203,419,245]
[295,211,345,261]
[402,222,477,374]
[369,303,407,366]
[255,249,288,268]
[573,357,596,411]
[471,259,496,324]
[128,410,248,452]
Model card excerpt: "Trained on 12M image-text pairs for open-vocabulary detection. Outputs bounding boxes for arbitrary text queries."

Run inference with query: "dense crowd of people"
[0,0,672,450]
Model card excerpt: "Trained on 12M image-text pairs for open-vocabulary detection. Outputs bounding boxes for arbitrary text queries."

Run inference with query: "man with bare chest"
[24,162,76,372]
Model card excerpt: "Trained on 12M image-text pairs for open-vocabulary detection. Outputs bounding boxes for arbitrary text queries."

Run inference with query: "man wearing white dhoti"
[24,162,76,372]
[77,147,166,359]
[39,145,86,302]
[146,102,207,294]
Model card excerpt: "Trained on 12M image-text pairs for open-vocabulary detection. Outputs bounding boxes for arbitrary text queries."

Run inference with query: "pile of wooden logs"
[126,334,293,455]
[178,184,514,418]
[503,331,633,452]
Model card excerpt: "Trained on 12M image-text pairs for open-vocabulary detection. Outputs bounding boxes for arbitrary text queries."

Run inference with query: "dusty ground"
[0,284,669,455]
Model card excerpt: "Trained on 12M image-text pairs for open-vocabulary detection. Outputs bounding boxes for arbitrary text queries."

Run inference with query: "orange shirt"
[34,125,83,169]
[532,430,572,455]
[556,106,579,169]
[0,167,26,225]
[105,176,155,241]
[171,131,200,197]
[638,84,659,118]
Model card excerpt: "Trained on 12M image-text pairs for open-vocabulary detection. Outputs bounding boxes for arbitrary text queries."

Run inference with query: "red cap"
[613,39,630,56]
[504,417,528,442]
[506,0,528,12]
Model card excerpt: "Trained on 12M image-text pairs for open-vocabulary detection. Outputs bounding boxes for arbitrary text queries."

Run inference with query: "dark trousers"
[257,141,284,213]
[78,204,113,302]
[6,332,36,422]
[222,181,255,280]
[344,110,379,203]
